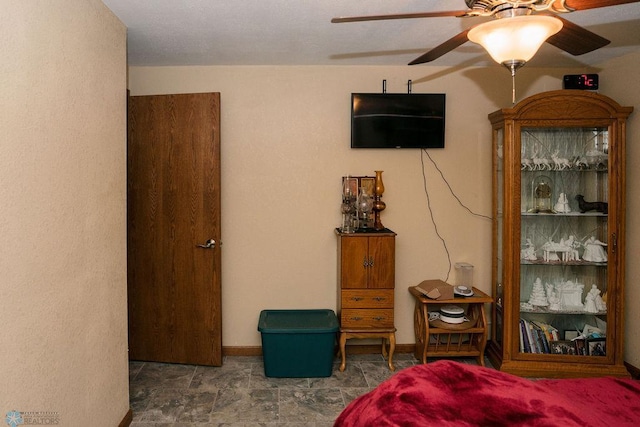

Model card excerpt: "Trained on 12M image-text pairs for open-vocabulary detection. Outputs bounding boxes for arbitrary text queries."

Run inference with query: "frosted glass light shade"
[468,15,563,65]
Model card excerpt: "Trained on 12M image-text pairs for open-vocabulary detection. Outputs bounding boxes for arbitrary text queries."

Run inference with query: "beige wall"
[129,65,610,350]
[600,52,640,368]
[1,1,129,425]
[1,2,636,423]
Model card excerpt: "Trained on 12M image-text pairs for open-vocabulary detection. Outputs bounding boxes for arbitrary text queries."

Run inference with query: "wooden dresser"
[336,228,396,371]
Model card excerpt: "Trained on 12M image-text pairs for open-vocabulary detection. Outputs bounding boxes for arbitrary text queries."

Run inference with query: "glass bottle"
[357,187,373,229]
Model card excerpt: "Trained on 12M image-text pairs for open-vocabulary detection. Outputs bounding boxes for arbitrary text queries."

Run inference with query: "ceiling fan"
[332,0,639,67]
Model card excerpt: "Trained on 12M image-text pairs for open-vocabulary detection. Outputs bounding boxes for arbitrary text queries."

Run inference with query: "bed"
[334,360,640,426]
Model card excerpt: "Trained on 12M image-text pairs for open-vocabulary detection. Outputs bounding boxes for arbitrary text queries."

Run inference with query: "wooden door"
[127,93,222,366]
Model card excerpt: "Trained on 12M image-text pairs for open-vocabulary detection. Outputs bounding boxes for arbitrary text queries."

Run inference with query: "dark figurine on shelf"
[575,194,608,214]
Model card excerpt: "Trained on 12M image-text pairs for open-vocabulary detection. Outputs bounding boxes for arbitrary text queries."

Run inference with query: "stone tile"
[129,360,146,380]
[277,423,329,427]
[217,423,278,427]
[129,381,159,421]
[215,423,278,427]
[190,363,252,391]
[340,353,386,362]
[278,388,344,423]
[136,388,215,423]
[156,424,235,427]
[133,423,221,427]
[129,423,174,427]
[139,388,191,423]
[340,387,372,407]
[129,354,484,426]
[132,362,196,390]
[358,360,403,387]
[176,389,217,422]
[308,363,367,389]
[392,352,418,361]
[210,388,279,423]
[249,364,311,389]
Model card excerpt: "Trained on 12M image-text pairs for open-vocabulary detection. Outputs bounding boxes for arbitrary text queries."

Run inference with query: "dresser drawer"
[341,309,394,329]
[341,289,394,309]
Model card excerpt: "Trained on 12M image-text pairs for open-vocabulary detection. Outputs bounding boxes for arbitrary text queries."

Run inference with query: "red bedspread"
[334,360,640,426]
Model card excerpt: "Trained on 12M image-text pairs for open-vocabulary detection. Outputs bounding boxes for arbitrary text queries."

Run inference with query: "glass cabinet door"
[518,126,609,358]
[493,127,504,350]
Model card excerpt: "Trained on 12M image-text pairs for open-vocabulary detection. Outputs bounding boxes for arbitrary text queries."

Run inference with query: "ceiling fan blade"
[563,0,640,11]
[544,15,610,55]
[409,30,470,65]
[331,10,468,23]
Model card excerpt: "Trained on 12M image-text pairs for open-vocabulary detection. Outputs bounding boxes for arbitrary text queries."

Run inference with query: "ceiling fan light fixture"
[468,15,563,66]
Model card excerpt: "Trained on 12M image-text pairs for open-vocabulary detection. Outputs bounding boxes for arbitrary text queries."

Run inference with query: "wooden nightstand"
[409,286,492,366]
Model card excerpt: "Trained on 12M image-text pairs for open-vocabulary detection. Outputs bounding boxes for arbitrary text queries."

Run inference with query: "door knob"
[197,239,216,249]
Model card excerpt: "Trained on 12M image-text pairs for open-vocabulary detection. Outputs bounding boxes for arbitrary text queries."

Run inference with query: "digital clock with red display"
[563,74,599,90]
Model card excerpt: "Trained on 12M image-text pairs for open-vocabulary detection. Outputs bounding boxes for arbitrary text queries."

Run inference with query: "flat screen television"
[351,93,446,149]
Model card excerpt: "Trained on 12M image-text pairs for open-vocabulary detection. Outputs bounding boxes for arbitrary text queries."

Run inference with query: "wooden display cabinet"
[486,90,633,378]
[336,229,396,371]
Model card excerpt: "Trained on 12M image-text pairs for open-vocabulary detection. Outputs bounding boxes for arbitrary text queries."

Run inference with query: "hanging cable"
[419,149,493,281]
[420,150,452,282]
[422,149,492,221]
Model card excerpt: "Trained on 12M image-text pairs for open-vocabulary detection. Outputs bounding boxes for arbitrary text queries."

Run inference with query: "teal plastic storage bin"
[258,309,339,378]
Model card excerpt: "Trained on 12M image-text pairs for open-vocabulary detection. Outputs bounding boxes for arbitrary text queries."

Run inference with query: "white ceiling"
[102,0,640,68]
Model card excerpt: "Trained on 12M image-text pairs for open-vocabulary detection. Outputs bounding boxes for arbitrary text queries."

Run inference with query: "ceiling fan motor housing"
[465,0,572,16]
[333,0,628,66]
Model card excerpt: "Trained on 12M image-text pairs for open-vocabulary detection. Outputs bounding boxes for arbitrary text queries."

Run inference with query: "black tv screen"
[351,93,446,149]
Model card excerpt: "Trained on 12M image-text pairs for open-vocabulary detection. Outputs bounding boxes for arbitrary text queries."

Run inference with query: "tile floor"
[129,353,487,426]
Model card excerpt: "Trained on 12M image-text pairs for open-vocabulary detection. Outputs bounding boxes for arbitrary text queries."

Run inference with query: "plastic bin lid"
[258,309,339,333]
